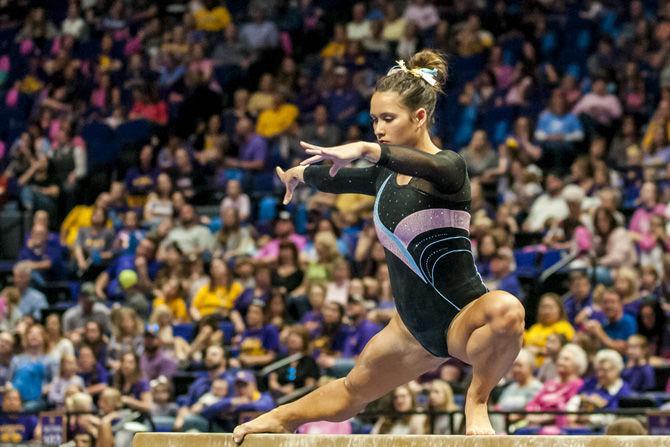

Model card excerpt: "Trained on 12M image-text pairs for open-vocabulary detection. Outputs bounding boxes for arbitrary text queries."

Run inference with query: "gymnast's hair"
[375,49,448,123]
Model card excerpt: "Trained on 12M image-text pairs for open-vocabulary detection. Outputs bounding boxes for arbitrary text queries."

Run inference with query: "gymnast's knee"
[486,291,525,336]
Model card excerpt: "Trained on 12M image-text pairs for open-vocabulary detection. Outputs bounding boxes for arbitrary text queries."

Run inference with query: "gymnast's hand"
[299,140,380,176]
[275,165,305,205]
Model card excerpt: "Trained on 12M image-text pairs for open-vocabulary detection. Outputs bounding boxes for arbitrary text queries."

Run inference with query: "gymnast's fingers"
[300,140,325,151]
[300,154,324,165]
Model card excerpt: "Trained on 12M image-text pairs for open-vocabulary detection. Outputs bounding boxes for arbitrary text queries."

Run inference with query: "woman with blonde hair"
[372,384,427,434]
[0,287,21,331]
[305,232,342,283]
[107,307,144,371]
[612,266,642,315]
[425,379,461,434]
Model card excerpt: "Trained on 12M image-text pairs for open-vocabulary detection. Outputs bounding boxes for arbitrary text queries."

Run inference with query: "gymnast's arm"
[302,164,382,196]
[363,142,466,194]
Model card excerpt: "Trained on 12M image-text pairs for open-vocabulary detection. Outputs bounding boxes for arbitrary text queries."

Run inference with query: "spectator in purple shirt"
[77,344,109,397]
[563,271,593,326]
[124,144,159,206]
[113,352,153,414]
[0,388,38,442]
[318,295,381,377]
[622,335,656,392]
[484,247,524,302]
[140,325,178,381]
[566,349,632,428]
[200,370,274,430]
[19,221,65,283]
[229,115,268,172]
[322,66,364,130]
[235,300,279,369]
[177,345,235,411]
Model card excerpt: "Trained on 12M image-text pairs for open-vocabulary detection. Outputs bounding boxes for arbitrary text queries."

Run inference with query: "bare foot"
[232,410,294,444]
[464,400,495,435]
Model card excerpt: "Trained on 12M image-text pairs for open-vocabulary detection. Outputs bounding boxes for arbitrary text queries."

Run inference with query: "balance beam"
[134,432,670,447]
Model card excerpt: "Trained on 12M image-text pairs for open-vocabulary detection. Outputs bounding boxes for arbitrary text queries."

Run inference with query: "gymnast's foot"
[464,400,495,435]
[232,410,294,444]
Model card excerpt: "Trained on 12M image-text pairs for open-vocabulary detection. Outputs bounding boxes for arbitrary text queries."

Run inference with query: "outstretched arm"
[276,164,381,205]
[301,141,466,195]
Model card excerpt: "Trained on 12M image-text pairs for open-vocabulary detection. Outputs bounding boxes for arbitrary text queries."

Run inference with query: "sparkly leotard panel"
[304,144,487,357]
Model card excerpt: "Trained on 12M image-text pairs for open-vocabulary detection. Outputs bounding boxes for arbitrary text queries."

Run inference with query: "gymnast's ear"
[413,107,428,128]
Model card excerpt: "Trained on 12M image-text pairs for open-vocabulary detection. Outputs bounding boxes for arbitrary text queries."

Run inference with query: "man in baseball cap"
[199,369,275,431]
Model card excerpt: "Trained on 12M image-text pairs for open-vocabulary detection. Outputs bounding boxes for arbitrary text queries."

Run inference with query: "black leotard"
[304,144,488,358]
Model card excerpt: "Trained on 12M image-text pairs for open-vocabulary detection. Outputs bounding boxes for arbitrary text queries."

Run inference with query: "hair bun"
[408,49,448,92]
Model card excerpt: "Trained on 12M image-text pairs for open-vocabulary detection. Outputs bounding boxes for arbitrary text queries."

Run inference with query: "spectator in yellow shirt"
[248,73,276,115]
[255,92,299,138]
[524,293,575,366]
[193,0,231,32]
[641,99,670,152]
[190,258,243,321]
[60,192,111,247]
[153,278,189,323]
[320,24,347,60]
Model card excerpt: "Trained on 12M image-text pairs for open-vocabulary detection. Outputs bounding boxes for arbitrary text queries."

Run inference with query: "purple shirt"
[140,349,178,381]
[341,319,381,358]
[124,378,150,400]
[578,377,632,409]
[564,293,593,325]
[0,414,38,442]
[622,364,656,392]
[18,240,64,278]
[240,134,268,165]
[239,325,280,357]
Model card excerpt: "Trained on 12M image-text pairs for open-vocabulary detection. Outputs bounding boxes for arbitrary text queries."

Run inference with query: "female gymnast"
[233,50,525,442]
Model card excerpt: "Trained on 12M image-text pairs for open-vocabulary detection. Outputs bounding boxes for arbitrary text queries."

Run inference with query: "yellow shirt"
[382,18,406,42]
[524,320,575,365]
[320,42,346,59]
[247,92,275,115]
[256,104,299,138]
[61,205,94,247]
[193,6,231,32]
[192,282,243,317]
[153,296,189,323]
[642,120,670,152]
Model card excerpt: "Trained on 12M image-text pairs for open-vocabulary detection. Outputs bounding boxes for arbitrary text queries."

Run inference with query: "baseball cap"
[145,323,160,337]
[235,370,257,386]
[79,282,101,301]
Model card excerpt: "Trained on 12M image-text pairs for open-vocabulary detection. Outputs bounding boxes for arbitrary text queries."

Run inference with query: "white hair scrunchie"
[386,59,438,87]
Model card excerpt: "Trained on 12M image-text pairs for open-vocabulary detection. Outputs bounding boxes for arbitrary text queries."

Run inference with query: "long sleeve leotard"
[304,144,488,357]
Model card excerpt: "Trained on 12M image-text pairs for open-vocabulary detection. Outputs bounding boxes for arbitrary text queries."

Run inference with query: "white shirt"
[221,194,251,222]
[346,20,371,41]
[525,193,569,232]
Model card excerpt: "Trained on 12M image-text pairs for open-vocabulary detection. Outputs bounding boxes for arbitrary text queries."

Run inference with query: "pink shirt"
[254,234,307,262]
[628,204,666,252]
[572,93,622,125]
[298,420,352,435]
[526,377,583,412]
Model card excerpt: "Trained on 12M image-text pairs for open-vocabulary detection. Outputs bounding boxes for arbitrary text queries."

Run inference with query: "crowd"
[1,0,670,444]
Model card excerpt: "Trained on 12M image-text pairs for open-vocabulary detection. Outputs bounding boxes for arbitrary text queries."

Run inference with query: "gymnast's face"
[370,91,426,147]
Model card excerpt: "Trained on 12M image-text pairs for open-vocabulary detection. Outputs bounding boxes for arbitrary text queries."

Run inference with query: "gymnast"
[233,49,525,442]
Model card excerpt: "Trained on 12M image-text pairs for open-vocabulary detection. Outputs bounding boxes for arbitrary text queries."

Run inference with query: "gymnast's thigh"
[345,313,445,402]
